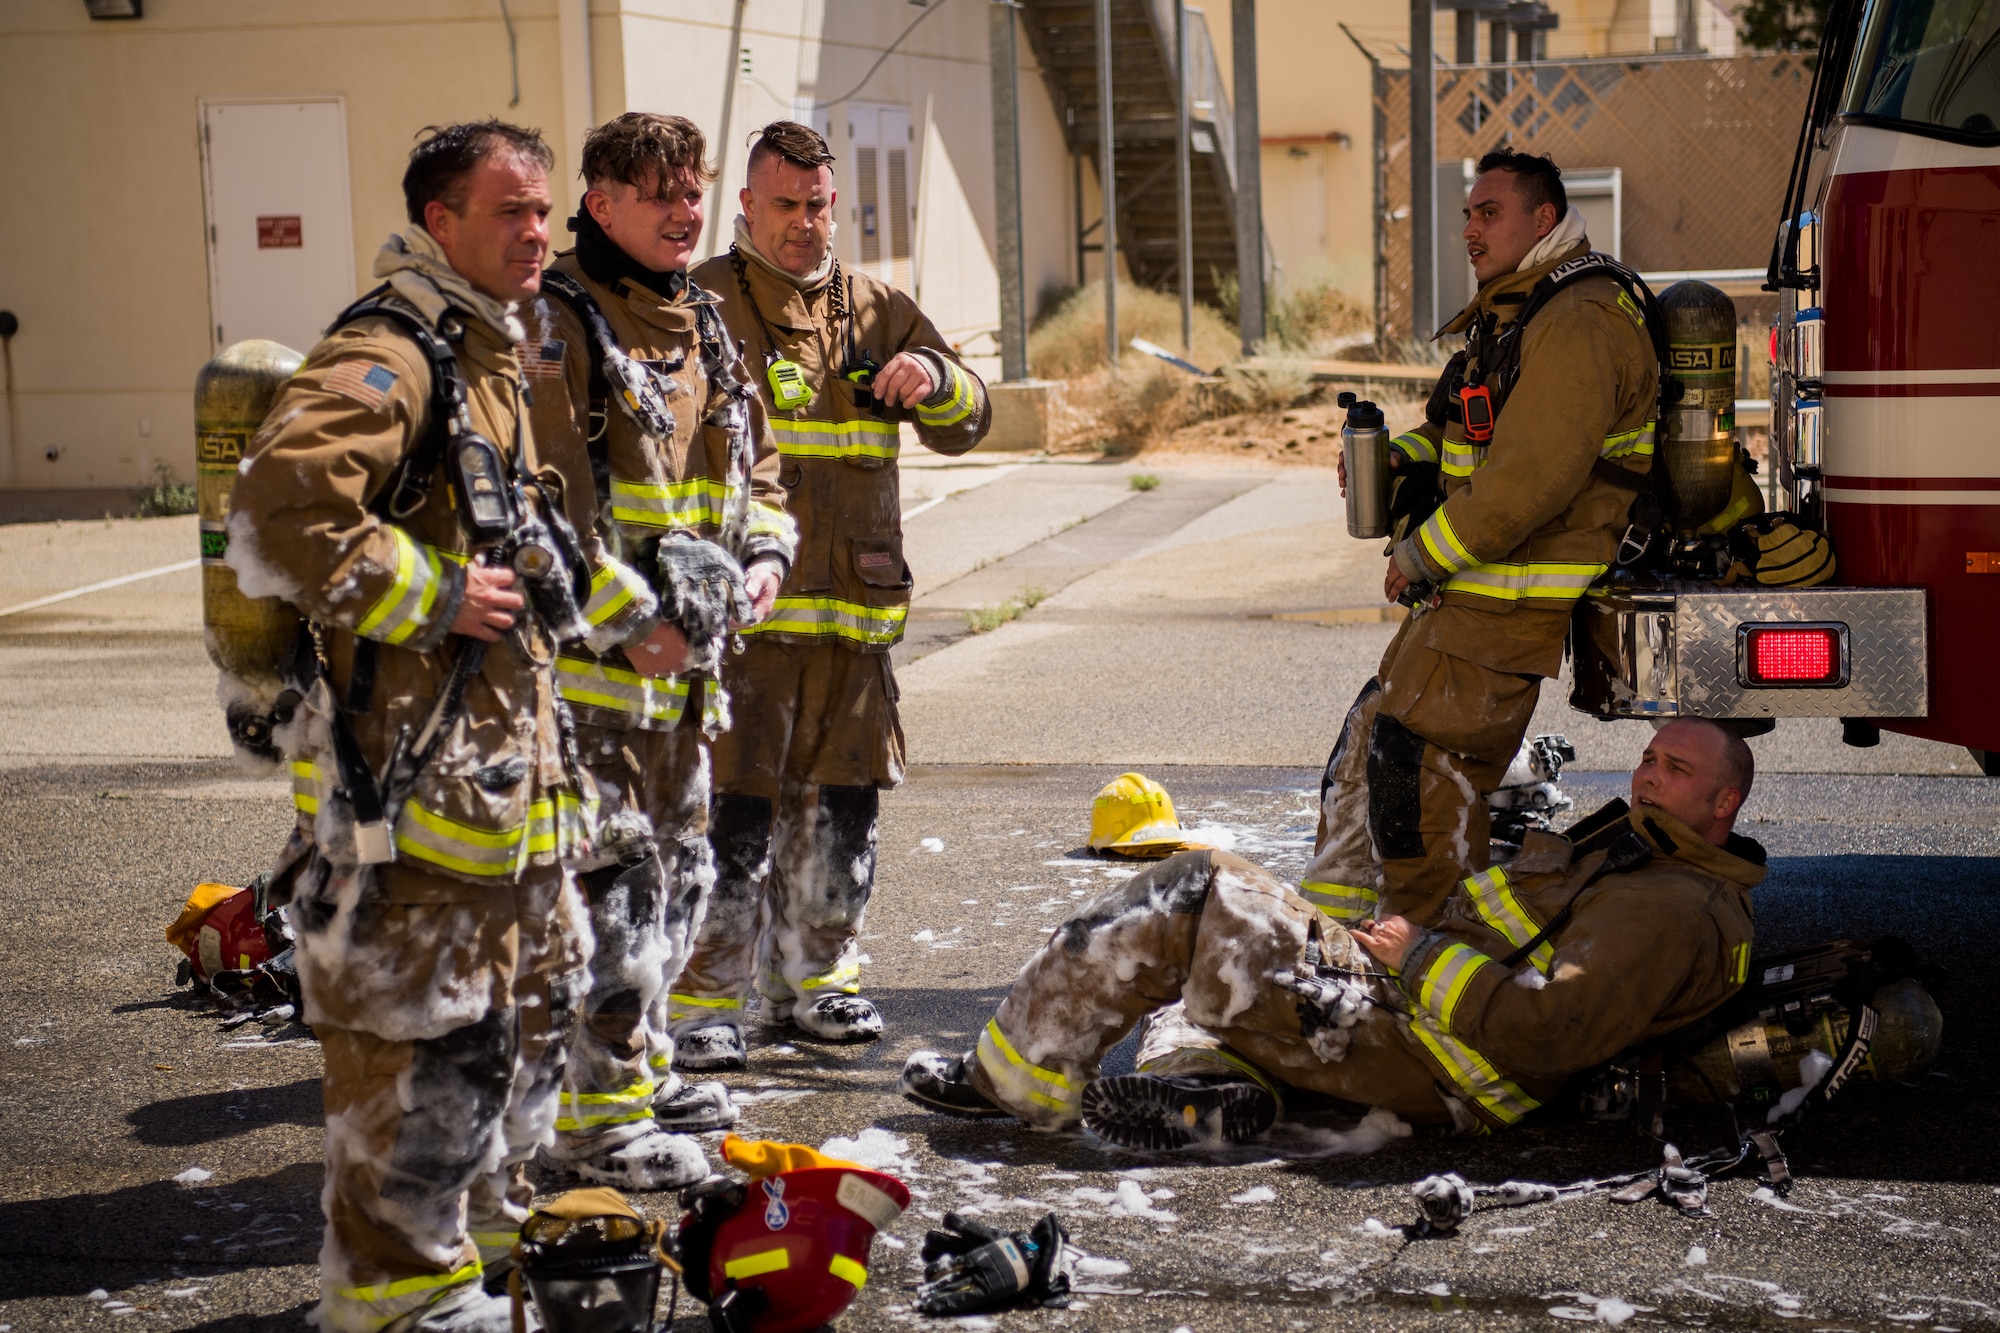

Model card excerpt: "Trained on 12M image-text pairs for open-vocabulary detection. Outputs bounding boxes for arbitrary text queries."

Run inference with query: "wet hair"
[403,120,554,225]
[1475,147,1567,218]
[582,112,717,195]
[746,120,836,180]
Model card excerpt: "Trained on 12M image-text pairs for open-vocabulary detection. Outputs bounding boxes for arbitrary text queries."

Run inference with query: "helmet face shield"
[522,1262,661,1333]
[517,1188,668,1333]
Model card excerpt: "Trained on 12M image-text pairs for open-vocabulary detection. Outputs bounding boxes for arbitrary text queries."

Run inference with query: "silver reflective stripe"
[975,1018,1081,1118]
[554,655,691,726]
[742,596,907,646]
[607,475,731,528]
[1441,561,1606,603]
[769,418,900,460]
[1464,866,1552,973]
[1299,879,1379,923]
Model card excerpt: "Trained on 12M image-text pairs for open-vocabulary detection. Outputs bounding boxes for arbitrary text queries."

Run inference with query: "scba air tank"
[1657,280,1740,530]
[1668,978,1943,1110]
[196,341,303,755]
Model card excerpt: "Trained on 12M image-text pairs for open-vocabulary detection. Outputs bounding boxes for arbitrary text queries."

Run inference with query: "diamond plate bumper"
[1569,584,1928,720]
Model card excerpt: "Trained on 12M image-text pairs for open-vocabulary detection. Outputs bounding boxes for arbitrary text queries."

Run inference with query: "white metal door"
[1262,144,1328,289]
[845,103,914,292]
[200,99,356,355]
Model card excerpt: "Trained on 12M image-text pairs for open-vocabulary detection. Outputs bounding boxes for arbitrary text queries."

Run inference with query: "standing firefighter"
[524,112,796,1189]
[677,120,991,1065]
[226,123,590,1333]
[1304,149,1661,928]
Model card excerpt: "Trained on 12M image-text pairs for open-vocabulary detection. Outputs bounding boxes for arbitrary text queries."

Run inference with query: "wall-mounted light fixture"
[85,0,143,18]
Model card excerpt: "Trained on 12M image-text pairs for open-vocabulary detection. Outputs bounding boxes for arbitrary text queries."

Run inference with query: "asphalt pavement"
[0,454,1995,1333]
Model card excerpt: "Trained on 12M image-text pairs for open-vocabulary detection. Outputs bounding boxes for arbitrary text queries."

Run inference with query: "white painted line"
[0,558,202,619]
[904,463,1025,521]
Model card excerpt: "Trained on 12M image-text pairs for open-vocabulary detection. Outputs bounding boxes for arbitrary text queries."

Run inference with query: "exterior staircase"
[1016,0,1242,307]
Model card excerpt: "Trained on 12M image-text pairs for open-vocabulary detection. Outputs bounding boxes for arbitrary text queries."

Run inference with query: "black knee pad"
[815,785,880,899]
[385,1011,515,1201]
[709,793,774,886]
[1367,712,1429,862]
[1322,677,1382,804]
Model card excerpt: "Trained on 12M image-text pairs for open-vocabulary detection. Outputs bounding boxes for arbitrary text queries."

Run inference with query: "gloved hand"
[1269,969,1370,1062]
[1386,458,1443,544]
[655,531,753,674]
[914,1212,1069,1316]
[1730,513,1836,587]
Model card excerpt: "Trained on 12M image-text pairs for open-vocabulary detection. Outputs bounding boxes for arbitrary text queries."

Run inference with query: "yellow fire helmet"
[1088,772,1211,858]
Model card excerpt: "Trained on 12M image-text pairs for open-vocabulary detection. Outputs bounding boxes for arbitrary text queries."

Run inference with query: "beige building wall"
[0,0,1064,494]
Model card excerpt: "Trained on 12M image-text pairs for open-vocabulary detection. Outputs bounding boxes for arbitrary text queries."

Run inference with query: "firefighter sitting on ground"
[1304,147,1660,930]
[901,719,1760,1145]
[227,122,590,1333]
[524,112,797,1191]
[671,120,992,1068]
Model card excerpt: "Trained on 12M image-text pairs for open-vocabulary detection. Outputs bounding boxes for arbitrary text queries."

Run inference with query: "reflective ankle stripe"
[1463,867,1553,975]
[769,418,900,461]
[608,474,730,528]
[741,596,907,646]
[975,1018,1081,1118]
[355,528,453,647]
[1299,879,1379,923]
[1413,941,1496,1030]
[799,958,861,994]
[1138,1044,1281,1103]
[668,992,745,1023]
[915,362,977,428]
[555,1077,658,1132]
[554,655,693,726]
[1407,1015,1540,1128]
[327,1259,483,1333]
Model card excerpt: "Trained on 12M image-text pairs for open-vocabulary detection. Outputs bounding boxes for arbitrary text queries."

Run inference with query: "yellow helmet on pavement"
[1088,772,1209,858]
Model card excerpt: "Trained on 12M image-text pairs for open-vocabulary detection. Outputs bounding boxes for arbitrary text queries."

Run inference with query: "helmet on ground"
[513,1187,671,1333]
[1088,772,1210,858]
[677,1136,910,1333]
[165,882,272,986]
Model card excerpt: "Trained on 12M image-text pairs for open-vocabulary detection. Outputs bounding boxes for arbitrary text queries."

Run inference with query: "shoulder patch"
[323,359,399,412]
[524,339,567,379]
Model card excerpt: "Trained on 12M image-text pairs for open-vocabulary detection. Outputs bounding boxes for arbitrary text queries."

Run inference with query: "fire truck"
[1569,0,2000,772]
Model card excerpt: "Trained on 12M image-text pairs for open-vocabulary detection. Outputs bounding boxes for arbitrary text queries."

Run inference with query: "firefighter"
[673,120,991,1066]
[901,719,1759,1143]
[523,112,796,1189]
[1305,148,1660,929]
[226,123,588,1332]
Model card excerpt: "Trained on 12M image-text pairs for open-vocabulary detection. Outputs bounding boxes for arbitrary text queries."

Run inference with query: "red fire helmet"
[166,883,272,985]
[680,1165,910,1333]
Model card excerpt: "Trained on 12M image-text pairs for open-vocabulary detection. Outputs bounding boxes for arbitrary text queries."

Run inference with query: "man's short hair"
[746,120,836,180]
[1475,147,1567,218]
[582,112,717,195]
[1673,717,1755,803]
[403,120,554,225]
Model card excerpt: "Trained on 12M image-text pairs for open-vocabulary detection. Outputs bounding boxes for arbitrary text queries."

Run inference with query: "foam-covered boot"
[554,1126,710,1191]
[1080,1073,1277,1151]
[899,1049,1007,1119]
[404,1285,535,1333]
[673,1023,747,1072]
[793,993,883,1042]
[653,1079,740,1133]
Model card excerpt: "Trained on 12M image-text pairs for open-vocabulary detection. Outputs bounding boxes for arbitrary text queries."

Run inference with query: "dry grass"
[1029,281,1240,378]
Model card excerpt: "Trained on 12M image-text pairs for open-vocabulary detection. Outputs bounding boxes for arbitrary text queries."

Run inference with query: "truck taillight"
[1737,623,1849,688]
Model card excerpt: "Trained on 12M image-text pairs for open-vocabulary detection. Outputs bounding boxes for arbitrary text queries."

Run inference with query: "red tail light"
[1738,624,1848,688]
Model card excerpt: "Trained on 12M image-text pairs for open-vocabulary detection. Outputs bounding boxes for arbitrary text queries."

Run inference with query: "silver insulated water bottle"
[1340,392,1391,539]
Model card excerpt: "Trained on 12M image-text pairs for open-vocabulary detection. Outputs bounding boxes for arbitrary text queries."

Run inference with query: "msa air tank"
[1657,280,1740,530]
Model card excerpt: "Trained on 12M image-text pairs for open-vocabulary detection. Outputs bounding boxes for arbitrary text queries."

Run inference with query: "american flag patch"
[524,339,566,379]
[324,359,399,412]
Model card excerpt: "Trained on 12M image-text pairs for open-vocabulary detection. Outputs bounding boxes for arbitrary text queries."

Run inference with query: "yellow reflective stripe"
[1731,941,1751,985]
[1299,879,1379,924]
[747,500,799,548]
[724,1248,792,1280]
[669,992,746,1021]
[1440,436,1485,478]
[1601,420,1656,460]
[607,475,732,528]
[742,596,907,646]
[354,528,448,646]
[468,1229,517,1264]
[1416,942,1494,1030]
[332,1260,483,1330]
[829,1253,869,1288]
[291,760,323,816]
[1463,867,1552,974]
[583,558,650,628]
[1138,1044,1280,1099]
[799,958,861,994]
[394,800,528,878]
[554,654,691,725]
[914,362,976,428]
[1391,430,1438,464]
[523,793,589,858]
[555,1078,658,1131]
[769,417,901,460]
[1408,1015,1540,1127]
[1418,506,1478,574]
[975,1018,1080,1115]
[1442,560,1607,603]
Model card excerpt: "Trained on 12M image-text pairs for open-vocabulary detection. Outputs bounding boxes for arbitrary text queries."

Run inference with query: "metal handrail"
[1154,1,1235,188]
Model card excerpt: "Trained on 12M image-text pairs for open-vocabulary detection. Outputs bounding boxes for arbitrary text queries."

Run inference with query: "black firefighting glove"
[914,1212,1070,1316]
[655,531,753,674]
[1386,458,1443,545]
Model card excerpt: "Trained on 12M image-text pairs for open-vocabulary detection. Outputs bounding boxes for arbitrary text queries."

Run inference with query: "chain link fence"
[1372,53,1812,346]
